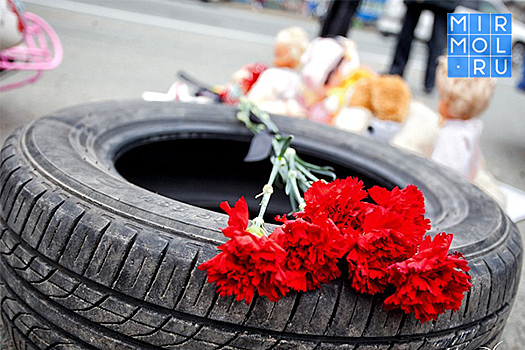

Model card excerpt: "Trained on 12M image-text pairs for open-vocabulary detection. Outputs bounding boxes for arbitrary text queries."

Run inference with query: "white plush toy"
[247,68,306,118]
[390,100,441,157]
[333,107,373,134]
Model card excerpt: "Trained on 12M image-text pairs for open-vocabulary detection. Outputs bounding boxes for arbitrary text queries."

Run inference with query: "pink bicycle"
[0,0,62,92]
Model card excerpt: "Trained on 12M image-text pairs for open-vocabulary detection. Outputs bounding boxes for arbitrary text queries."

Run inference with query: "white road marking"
[24,0,275,45]
[25,0,435,72]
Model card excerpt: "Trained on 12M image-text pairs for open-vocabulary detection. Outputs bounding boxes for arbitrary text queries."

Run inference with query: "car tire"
[0,101,522,349]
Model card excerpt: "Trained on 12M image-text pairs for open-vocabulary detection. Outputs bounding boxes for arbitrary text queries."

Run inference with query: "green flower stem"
[237,99,336,228]
[289,170,306,211]
[252,142,288,232]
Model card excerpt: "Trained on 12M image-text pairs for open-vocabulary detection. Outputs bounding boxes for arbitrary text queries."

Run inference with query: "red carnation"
[368,185,431,238]
[198,197,289,303]
[219,197,250,239]
[272,215,347,292]
[299,177,370,232]
[384,233,472,323]
[345,207,423,295]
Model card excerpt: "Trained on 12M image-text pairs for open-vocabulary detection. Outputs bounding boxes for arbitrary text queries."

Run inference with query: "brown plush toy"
[349,75,412,123]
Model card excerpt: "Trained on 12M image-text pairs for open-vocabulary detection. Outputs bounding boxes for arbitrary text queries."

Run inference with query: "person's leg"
[389,4,422,77]
[320,1,339,37]
[425,9,447,92]
[320,0,361,38]
[517,55,525,91]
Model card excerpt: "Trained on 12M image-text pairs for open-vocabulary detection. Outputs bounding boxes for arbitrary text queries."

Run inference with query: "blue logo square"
[448,57,469,78]
[448,35,468,55]
[491,57,512,77]
[470,57,490,77]
[491,35,512,56]
[469,35,490,56]
[447,13,512,78]
[470,14,490,34]
[448,13,468,34]
[491,14,511,34]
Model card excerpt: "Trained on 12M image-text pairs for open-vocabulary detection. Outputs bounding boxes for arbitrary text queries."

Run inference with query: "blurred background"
[1,0,524,349]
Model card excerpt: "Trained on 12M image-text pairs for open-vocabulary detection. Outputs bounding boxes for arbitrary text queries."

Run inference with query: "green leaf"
[277,136,294,158]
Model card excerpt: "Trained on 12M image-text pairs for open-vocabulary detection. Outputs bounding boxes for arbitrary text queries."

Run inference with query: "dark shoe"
[424,86,434,94]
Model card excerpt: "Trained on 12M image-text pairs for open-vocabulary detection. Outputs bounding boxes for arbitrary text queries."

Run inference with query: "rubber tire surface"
[0,101,522,350]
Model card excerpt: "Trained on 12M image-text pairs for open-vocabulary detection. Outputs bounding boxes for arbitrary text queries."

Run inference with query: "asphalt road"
[0,0,524,349]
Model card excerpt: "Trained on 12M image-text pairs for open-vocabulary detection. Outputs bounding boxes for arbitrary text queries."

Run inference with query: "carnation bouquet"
[199,99,471,323]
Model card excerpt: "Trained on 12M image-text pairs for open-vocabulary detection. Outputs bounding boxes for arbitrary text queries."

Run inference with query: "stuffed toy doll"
[273,26,310,70]
[300,36,361,123]
[388,57,505,206]
[246,27,311,118]
[429,57,506,206]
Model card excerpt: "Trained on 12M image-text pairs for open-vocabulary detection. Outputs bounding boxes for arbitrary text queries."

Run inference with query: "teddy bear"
[347,74,412,123]
[332,73,441,147]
